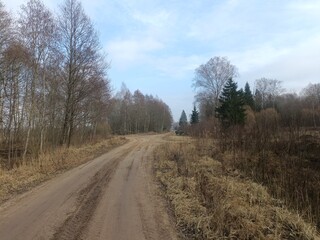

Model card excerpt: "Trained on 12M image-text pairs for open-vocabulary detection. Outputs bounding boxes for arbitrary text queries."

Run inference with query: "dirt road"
[0,134,177,240]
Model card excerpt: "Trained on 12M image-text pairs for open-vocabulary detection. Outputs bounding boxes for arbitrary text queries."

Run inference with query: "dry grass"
[154,139,320,240]
[162,133,193,143]
[0,136,127,204]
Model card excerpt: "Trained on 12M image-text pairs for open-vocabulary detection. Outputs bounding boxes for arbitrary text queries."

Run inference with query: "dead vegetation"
[154,138,320,239]
[0,136,127,204]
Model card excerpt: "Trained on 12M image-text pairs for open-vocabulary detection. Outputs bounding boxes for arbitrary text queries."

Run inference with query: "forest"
[0,0,172,169]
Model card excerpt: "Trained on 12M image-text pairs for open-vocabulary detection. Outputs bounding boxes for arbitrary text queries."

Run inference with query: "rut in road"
[83,137,177,240]
[52,149,132,240]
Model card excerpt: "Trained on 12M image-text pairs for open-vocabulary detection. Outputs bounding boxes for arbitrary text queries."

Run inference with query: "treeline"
[109,84,172,134]
[188,56,320,228]
[0,0,173,169]
[192,57,320,128]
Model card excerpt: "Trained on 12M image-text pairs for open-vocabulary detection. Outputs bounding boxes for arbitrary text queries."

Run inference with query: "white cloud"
[131,9,171,28]
[106,37,164,69]
[288,0,320,13]
[228,45,290,74]
[151,55,206,79]
[232,34,320,91]
[261,35,320,88]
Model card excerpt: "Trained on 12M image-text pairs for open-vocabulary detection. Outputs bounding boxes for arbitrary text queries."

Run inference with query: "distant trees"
[302,83,320,127]
[216,78,245,128]
[132,89,147,132]
[254,78,284,109]
[109,85,172,134]
[193,57,238,119]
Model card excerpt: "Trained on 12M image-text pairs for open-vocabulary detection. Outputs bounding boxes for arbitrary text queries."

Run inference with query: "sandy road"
[0,134,177,240]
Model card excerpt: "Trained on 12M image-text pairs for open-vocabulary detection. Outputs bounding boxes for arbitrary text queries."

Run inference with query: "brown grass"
[0,136,127,204]
[154,138,320,239]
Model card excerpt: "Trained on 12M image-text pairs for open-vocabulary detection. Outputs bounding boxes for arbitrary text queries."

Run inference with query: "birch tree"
[0,1,13,141]
[254,78,284,109]
[193,56,238,118]
[57,0,108,146]
[18,0,57,156]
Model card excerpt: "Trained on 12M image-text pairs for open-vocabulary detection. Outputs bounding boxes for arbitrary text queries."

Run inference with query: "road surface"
[0,134,177,240]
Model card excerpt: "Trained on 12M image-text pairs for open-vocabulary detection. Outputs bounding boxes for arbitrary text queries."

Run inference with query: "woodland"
[0,0,172,169]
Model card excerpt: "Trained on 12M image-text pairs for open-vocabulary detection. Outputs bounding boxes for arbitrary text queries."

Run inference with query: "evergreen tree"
[239,88,245,101]
[179,110,188,127]
[244,82,254,109]
[190,106,199,125]
[216,78,246,127]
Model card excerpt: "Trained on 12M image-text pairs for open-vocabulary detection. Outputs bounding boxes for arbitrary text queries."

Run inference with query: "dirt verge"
[0,137,127,204]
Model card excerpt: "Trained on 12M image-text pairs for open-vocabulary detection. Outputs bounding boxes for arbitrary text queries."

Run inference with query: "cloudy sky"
[3,0,320,120]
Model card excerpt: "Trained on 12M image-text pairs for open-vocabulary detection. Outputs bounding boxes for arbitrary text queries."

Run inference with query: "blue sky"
[3,0,320,121]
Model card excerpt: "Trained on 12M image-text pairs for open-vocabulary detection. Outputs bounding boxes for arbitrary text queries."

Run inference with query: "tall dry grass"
[154,138,320,239]
[187,107,320,230]
[0,136,127,203]
[214,109,320,229]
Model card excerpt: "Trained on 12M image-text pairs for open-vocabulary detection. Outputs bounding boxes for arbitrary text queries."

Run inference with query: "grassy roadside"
[154,137,320,239]
[0,136,127,204]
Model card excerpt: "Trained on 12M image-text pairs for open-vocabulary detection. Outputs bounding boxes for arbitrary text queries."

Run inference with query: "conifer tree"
[244,82,254,109]
[216,78,246,127]
[190,106,199,125]
[179,110,188,127]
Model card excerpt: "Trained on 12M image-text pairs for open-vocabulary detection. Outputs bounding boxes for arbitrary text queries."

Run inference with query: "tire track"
[51,149,133,240]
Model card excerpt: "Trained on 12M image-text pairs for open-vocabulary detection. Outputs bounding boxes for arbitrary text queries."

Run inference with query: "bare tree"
[18,0,57,157]
[255,78,284,109]
[76,76,112,142]
[1,42,31,167]
[57,0,109,146]
[302,83,320,127]
[193,56,238,117]
[0,1,12,54]
[0,1,11,54]
[0,1,13,140]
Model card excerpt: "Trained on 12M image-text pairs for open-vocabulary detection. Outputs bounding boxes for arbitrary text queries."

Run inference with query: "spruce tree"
[190,106,199,125]
[216,78,246,127]
[244,82,254,109]
[179,110,188,127]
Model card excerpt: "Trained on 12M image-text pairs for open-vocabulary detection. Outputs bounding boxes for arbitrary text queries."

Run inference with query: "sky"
[3,0,320,121]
